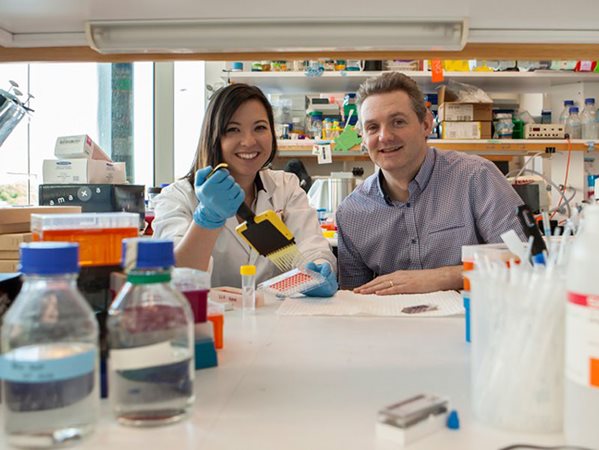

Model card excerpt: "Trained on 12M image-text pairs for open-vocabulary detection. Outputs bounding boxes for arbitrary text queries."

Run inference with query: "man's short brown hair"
[356,72,427,123]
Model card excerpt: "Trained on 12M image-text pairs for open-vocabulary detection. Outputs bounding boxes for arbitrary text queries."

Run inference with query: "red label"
[567,291,599,308]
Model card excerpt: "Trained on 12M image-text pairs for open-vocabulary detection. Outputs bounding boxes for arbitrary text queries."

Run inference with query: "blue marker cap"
[532,252,546,266]
[447,410,460,430]
[19,242,79,275]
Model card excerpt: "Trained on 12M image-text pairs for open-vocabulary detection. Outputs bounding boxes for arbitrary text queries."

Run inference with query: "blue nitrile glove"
[302,261,338,297]
[193,166,245,229]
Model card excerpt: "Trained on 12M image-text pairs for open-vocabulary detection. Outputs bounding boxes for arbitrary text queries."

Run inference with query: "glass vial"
[1,242,99,448]
[565,106,582,139]
[240,265,257,311]
[107,238,194,427]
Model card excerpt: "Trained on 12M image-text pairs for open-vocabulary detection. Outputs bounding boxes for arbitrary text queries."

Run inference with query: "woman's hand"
[302,261,338,297]
[193,166,245,229]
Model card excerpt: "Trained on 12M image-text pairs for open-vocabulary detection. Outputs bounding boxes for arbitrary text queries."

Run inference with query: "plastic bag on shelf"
[441,80,493,104]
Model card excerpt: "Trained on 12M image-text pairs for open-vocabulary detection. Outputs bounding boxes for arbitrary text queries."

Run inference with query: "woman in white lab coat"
[153,83,337,294]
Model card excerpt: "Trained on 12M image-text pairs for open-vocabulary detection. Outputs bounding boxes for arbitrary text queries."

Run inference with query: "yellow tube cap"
[240,264,256,276]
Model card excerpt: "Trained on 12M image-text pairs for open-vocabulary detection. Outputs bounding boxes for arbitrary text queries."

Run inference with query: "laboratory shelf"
[277,139,599,157]
[227,70,599,94]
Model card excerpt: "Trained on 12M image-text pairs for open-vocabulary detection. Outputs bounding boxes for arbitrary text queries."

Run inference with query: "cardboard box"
[440,121,492,139]
[43,159,126,184]
[0,232,32,250]
[0,260,20,272]
[436,85,493,122]
[55,135,111,161]
[438,102,493,122]
[0,206,82,233]
[0,250,19,259]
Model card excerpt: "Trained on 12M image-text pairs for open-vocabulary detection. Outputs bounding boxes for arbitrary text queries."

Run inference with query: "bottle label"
[0,348,96,383]
[566,291,599,389]
[110,342,190,371]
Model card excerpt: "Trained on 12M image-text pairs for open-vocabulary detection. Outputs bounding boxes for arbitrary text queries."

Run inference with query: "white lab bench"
[0,302,565,450]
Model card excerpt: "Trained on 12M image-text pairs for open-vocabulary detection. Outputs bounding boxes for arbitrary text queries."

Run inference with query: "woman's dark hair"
[184,83,278,186]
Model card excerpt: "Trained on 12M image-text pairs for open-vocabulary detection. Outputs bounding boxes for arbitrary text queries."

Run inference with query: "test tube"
[240,265,257,311]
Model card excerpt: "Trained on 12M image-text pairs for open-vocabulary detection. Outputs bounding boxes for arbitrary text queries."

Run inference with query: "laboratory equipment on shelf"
[565,106,582,139]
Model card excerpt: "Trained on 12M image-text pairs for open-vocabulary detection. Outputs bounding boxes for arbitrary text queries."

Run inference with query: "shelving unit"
[227,70,599,94]
[432,139,598,153]
[224,66,599,208]
[277,139,598,158]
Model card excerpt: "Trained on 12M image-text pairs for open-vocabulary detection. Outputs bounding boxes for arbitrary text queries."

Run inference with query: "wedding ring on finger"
[389,280,394,288]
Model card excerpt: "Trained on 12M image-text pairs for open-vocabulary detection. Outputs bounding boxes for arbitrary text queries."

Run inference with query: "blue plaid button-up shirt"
[336,147,525,289]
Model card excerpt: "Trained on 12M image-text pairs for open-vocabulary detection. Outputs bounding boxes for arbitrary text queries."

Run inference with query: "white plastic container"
[470,266,565,432]
[564,204,599,448]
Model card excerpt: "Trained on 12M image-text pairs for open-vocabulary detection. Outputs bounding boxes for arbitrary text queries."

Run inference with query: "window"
[0,64,29,206]
[0,62,153,205]
[174,61,206,180]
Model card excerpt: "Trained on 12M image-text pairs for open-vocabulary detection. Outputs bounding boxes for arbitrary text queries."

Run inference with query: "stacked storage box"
[437,87,493,140]
[0,206,82,272]
[43,134,126,184]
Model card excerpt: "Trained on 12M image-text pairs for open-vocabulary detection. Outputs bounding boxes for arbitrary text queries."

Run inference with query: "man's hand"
[353,266,463,295]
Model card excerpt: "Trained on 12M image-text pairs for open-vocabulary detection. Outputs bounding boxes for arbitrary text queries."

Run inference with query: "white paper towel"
[276,290,464,317]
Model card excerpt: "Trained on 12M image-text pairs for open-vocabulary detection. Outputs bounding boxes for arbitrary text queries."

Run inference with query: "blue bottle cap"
[122,238,174,270]
[564,100,574,106]
[585,98,596,104]
[19,242,79,275]
[569,106,579,114]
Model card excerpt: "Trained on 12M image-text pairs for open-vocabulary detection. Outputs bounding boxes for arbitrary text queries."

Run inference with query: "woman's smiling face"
[220,99,273,181]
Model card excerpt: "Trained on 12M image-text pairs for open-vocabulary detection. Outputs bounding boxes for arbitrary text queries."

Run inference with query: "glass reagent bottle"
[1,242,99,448]
[108,238,195,427]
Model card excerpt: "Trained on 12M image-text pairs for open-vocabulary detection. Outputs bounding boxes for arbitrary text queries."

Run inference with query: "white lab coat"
[152,169,336,288]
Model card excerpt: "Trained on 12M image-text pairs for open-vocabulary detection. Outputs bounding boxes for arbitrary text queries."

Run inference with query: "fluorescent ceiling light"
[0,27,12,46]
[86,18,468,54]
[470,28,599,44]
[0,27,87,47]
